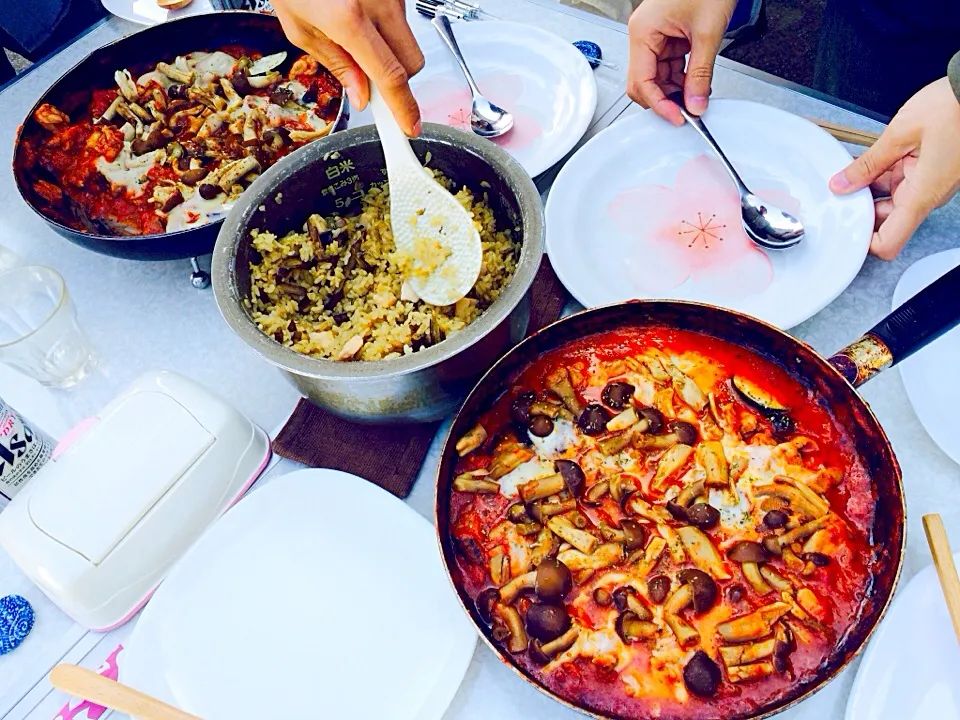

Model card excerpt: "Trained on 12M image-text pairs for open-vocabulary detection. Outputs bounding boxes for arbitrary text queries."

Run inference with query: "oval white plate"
[100,0,216,25]
[410,21,597,178]
[892,249,960,467]
[545,100,874,328]
[846,553,960,720]
[122,469,476,720]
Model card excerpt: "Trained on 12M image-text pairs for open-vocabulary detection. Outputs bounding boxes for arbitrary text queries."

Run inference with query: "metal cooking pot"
[12,12,348,261]
[212,124,544,423]
[435,263,960,719]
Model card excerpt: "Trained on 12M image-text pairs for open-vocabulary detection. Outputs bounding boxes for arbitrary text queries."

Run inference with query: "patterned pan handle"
[828,263,960,387]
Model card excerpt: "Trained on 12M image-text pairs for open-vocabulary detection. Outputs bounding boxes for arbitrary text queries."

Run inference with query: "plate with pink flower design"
[409,21,597,178]
[544,100,875,328]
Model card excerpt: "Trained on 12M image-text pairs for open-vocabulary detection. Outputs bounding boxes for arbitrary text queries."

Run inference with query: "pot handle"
[828,263,960,387]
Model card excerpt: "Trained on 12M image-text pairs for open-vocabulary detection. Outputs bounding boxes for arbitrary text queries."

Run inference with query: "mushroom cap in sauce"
[555,459,586,496]
[620,519,647,550]
[647,575,671,604]
[670,420,699,445]
[525,603,571,642]
[683,650,722,697]
[511,391,537,425]
[476,588,499,625]
[763,509,789,529]
[577,404,612,435]
[686,503,720,530]
[529,415,554,437]
[536,557,572,603]
[638,407,665,434]
[727,541,770,563]
[677,568,718,614]
[601,381,635,409]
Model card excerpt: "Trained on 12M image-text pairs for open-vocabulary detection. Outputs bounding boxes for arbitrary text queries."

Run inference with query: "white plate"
[846,553,960,720]
[122,469,476,720]
[410,21,597,178]
[893,249,960,467]
[100,0,216,26]
[545,100,874,328]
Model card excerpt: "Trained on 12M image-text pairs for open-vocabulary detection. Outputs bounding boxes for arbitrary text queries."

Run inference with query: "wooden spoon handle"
[49,664,202,720]
[922,513,960,646]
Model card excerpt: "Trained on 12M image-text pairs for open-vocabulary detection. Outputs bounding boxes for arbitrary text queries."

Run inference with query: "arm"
[271,0,424,137]
[626,0,737,125]
[830,54,960,259]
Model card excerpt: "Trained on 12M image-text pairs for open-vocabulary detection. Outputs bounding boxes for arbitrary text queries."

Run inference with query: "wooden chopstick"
[922,513,960,646]
[807,118,881,147]
[49,664,202,720]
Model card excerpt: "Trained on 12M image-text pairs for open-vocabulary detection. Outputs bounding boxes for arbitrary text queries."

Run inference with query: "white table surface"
[1,1,959,718]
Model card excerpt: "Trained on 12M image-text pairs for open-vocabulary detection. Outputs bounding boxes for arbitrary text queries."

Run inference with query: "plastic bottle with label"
[0,398,53,504]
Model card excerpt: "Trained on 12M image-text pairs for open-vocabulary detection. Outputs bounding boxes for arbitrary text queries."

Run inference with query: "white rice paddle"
[369,85,482,306]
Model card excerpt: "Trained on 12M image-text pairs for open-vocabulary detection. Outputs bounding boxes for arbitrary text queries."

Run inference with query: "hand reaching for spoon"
[271,0,425,136]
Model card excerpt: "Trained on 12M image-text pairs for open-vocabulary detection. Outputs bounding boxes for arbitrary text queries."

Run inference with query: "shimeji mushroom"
[547,517,599,555]
[519,474,566,504]
[606,407,639,433]
[677,569,719,614]
[557,543,623,572]
[698,442,731,490]
[488,444,535,480]
[677,526,731,580]
[652,444,695,489]
[493,604,528,653]
[663,584,700,647]
[545,367,583,415]
[453,473,499,494]
[528,499,577,523]
[529,625,580,664]
[616,611,658,643]
[716,602,791,643]
[526,603,572,643]
[720,638,777,667]
[727,662,775,683]
[601,381,635,410]
[498,570,536,604]
[765,517,829,554]
[635,537,667,577]
[634,420,698,451]
[535,557,572,603]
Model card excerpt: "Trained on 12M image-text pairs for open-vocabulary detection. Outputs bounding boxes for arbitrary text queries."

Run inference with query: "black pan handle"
[828,263,960,387]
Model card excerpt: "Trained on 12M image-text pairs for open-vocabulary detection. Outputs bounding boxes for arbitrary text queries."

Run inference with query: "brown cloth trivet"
[271,255,570,498]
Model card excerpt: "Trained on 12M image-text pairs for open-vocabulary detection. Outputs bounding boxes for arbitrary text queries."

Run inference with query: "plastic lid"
[28,391,213,565]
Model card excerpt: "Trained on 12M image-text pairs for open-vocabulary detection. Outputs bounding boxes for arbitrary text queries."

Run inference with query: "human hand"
[271,0,425,136]
[626,0,736,125]
[830,78,960,260]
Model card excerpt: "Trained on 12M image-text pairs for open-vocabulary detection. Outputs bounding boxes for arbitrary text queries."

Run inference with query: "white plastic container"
[0,370,271,630]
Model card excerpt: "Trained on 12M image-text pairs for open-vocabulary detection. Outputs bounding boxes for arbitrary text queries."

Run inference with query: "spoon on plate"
[667,91,805,250]
[369,84,482,306]
[49,663,201,720]
[430,14,514,138]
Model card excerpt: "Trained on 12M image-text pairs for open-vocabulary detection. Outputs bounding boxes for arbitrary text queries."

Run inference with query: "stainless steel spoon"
[667,91,804,250]
[431,14,514,138]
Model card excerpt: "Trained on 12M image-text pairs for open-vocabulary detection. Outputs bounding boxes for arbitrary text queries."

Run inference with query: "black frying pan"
[12,11,348,261]
[436,262,960,719]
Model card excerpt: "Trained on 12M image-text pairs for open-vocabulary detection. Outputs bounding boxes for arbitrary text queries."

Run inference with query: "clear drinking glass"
[0,266,98,388]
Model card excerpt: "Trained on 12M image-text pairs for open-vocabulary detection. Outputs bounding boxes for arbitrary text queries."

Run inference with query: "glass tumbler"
[0,266,98,388]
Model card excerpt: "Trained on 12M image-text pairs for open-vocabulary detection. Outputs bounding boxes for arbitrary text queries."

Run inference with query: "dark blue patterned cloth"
[0,595,34,655]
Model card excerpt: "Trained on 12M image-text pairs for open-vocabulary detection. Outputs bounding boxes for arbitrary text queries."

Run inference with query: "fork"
[415,0,498,21]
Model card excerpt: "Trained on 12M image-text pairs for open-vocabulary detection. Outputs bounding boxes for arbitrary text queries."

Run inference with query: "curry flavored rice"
[247,174,520,362]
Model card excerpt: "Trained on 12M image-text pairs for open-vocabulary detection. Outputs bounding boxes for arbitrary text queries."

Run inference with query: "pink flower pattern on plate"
[54,644,124,720]
[607,154,801,301]
[418,73,542,152]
